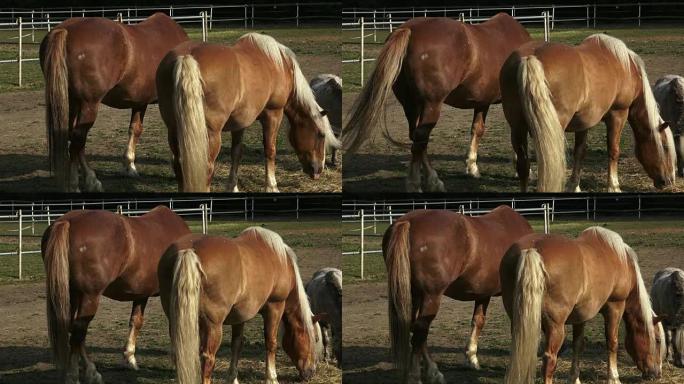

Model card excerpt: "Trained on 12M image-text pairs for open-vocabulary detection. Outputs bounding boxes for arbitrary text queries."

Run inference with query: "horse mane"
[238,33,340,149]
[241,226,316,357]
[582,226,657,355]
[586,34,674,170]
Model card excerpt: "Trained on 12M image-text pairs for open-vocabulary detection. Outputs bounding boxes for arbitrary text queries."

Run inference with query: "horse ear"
[312,313,329,323]
[659,121,671,132]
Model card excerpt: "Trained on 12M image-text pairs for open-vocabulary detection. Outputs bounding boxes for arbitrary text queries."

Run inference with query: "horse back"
[651,267,684,325]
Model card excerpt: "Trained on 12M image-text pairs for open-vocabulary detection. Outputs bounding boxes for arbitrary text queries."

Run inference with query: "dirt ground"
[0,27,341,193]
[342,28,684,193]
[342,219,684,383]
[0,220,341,384]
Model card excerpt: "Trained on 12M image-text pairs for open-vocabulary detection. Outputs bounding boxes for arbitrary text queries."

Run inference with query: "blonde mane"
[582,226,657,355]
[587,34,676,177]
[241,226,317,357]
[239,33,340,149]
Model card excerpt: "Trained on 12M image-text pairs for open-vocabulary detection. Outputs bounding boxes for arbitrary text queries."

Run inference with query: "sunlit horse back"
[342,13,531,192]
[41,206,191,382]
[157,226,321,384]
[501,226,666,383]
[39,13,189,192]
[501,33,676,192]
[156,33,339,193]
[382,205,532,383]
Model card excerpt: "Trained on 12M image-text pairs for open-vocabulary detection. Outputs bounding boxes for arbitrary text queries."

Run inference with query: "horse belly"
[444,277,495,301]
[224,303,260,324]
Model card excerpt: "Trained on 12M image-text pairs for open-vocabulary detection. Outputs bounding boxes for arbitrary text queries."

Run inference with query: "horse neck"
[622,270,652,342]
[628,92,656,139]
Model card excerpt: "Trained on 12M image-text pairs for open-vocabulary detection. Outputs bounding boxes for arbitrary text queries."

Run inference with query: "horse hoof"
[426,178,446,193]
[85,368,103,384]
[265,186,280,193]
[466,163,481,178]
[124,167,140,178]
[124,354,139,371]
[227,184,240,193]
[466,355,481,370]
[425,370,445,384]
[406,184,423,193]
[85,179,104,192]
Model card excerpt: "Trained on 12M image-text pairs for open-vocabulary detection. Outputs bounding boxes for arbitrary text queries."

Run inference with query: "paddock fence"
[0,194,340,280]
[341,194,684,279]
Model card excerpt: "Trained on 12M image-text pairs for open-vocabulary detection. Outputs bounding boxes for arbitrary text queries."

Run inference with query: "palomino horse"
[310,74,342,167]
[651,267,684,367]
[41,206,191,383]
[40,13,189,192]
[500,33,676,192]
[501,226,666,383]
[156,33,339,192]
[382,205,533,383]
[157,226,321,383]
[653,75,684,177]
[342,13,531,192]
[305,267,342,364]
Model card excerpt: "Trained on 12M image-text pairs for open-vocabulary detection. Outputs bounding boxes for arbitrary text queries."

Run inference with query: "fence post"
[244,5,248,29]
[551,5,555,30]
[360,17,365,86]
[47,205,51,225]
[210,5,214,30]
[543,12,549,42]
[459,12,465,22]
[586,5,590,28]
[543,204,549,234]
[117,13,123,23]
[373,10,376,42]
[638,3,642,27]
[31,202,35,235]
[201,204,207,234]
[251,5,254,28]
[47,13,51,32]
[638,194,642,219]
[388,205,393,224]
[244,198,248,220]
[360,209,365,280]
[201,12,207,42]
[296,196,300,220]
[31,10,35,43]
[18,17,22,87]
[18,210,23,280]
[389,13,392,33]
[593,4,597,28]
[296,3,300,27]
[209,197,213,222]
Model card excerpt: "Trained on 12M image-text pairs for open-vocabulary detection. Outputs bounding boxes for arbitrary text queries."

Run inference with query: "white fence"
[0,13,208,87]
[342,204,551,280]
[342,12,551,86]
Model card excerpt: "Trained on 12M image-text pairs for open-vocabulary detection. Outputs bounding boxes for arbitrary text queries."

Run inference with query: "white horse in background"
[652,267,684,367]
[653,75,684,177]
[310,74,342,167]
[305,267,342,365]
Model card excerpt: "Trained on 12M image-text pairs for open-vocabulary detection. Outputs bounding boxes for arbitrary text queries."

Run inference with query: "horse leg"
[123,106,147,177]
[510,119,530,192]
[322,325,332,363]
[410,294,443,384]
[71,294,103,384]
[605,110,627,192]
[570,323,585,384]
[199,317,224,384]
[410,103,444,192]
[601,301,626,384]
[262,301,286,384]
[72,102,103,192]
[260,109,285,193]
[226,129,245,193]
[541,318,565,384]
[464,297,489,370]
[465,106,489,178]
[227,323,244,384]
[122,298,147,370]
[567,130,588,192]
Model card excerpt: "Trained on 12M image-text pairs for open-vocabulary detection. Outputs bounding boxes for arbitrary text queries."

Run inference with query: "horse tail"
[173,55,209,192]
[43,221,71,370]
[169,248,204,384]
[517,55,566,192]
[42,28,70,191]
[505,248,547,384]
[384,221,412,380]
[342,28,411,152]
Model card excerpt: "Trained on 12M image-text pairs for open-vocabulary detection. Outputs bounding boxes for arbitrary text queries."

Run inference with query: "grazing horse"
[156,33,339,192]
[41,206,191,383]
[382,205,533,383]
[501,226,666,383]
[157,227,321,384]
[500,33,676,192]
[342,13,532,192]
[653,75,684,177]
[305,267,342,364]
[39,13,189,192]
[651,267,684,367]
[310,74,342,167]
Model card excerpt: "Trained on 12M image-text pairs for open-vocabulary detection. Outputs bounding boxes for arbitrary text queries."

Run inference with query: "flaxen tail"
[342,28,411,152]
[517,55,566,192]
[384,221,412,380]
[43,221,71,370]
[169,248,205,384]
[42,28,69,191]
[505,248,547,384]
[173,55,209,192]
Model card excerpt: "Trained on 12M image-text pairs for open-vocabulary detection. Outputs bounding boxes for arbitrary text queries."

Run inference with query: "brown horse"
[500,33,676,192]
[157,226,321,384]
[342,13,531,192]
[156,33,339,192]
[41,206,191,383]
[40,13,189,192]
[500,226,666,383]
[382,206,533,383]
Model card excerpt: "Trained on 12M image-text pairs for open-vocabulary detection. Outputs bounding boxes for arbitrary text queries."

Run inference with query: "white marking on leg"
[465,146,480,178]
[406,158,422,192]
[123,327,138,370]
[465,327,480,370]
[421,153,445,192]
[607,163,621,192]
[79,153,102,192]
[422,349,445,384]
[264,168,279,193]
[123,137,139,177]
